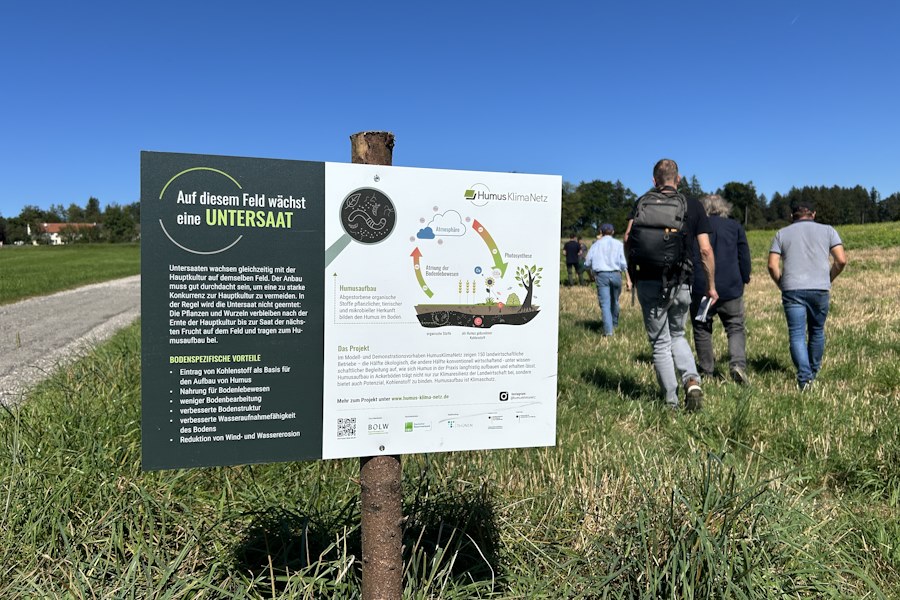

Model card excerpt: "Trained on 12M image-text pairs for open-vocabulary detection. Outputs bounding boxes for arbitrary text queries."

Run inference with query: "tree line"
[0,198,140,244]
[3,178,899,245]
[562,176,900,236]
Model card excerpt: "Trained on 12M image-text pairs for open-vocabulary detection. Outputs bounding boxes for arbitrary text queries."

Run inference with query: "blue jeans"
[782,290,830,387]
[636,281,700,407]
[594,271,622,335]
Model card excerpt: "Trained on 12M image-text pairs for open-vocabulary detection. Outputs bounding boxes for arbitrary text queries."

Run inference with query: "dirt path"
[0,276,140,406]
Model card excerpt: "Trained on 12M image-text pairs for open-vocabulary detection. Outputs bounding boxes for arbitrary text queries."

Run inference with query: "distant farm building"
[27,222,98,245]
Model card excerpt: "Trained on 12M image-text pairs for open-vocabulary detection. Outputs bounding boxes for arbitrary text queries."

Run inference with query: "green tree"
[560,181,583,235]
[84,197,102,223]
[766,191,792,226]
[515,264,543,310]
[124,201,140,226]
[67,202,86,222]
[879,192,900,222]
[677,175,691,197]
[101,204,137,243]
[567,179,636,236]
[17,205,45,242]
[4,217,29,243]
[687,175,704,200]
[863,187,880,224]
[45,204,66,222]
[720,182,762,228]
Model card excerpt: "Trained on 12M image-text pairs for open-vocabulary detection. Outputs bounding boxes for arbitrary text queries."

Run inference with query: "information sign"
[141,151,560,469]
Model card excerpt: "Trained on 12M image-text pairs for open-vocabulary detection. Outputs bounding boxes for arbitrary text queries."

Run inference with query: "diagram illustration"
[409,208,543,329]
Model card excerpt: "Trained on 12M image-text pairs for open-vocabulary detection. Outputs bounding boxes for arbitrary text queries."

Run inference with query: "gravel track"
[0,275,140,406]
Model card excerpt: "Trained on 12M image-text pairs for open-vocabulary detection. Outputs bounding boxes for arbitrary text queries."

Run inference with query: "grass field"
[0,244,140,305]
[1,225,898,598]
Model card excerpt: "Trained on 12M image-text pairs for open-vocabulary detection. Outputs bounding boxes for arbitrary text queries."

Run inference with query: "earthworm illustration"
[347,209,387,231]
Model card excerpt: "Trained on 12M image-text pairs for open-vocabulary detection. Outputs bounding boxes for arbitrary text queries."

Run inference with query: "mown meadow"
[0,244,140,305]
[0,223,898,598]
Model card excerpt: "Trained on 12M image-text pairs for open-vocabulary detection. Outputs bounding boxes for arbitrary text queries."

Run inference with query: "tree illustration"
[514,265,543,309]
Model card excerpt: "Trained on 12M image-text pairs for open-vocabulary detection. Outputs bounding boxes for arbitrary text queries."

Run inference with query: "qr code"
[337,417,357,439]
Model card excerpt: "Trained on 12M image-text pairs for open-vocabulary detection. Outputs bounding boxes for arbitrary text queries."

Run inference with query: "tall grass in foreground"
[0,244,140,305]
[1,223,898,598]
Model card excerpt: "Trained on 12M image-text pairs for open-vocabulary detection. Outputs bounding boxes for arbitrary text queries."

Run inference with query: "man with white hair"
[690,194,751,384]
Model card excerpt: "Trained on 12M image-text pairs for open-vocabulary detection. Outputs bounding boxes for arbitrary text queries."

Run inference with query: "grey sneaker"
[684,379,703,412]
[730,366,749,385]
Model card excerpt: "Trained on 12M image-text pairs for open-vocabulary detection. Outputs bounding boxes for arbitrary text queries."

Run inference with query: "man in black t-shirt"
[562,234,583,286]
[624,159,718,411]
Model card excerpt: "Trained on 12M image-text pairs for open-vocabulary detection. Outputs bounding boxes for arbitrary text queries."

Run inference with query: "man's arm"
[583,244,594,271]
[696,232,718,303]
[767,252,782,288]
[623,219,633,243]
[830,245,847,281]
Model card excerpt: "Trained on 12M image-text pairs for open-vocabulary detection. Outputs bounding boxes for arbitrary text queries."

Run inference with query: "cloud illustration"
[427,210,466,237]
[416,227,436,239]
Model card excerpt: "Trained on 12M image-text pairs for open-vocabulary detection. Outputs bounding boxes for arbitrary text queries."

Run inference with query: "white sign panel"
[322,163,561,459]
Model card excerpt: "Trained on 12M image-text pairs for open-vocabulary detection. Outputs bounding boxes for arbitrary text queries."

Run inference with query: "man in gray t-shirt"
[768,199,847,389]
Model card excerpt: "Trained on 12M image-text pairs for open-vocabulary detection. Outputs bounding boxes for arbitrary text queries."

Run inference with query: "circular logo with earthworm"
[339,188,396,244]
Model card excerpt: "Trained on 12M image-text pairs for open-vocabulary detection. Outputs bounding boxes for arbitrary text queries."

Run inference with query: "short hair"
[600,223,615,235]
[653,159,679,185]
[700,194,732,217]
[790,198,815,218]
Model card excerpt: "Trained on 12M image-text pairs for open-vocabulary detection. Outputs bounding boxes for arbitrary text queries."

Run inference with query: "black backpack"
[627,188,690,279]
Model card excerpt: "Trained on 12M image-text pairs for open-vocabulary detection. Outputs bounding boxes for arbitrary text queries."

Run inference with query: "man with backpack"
[624,159,718,411]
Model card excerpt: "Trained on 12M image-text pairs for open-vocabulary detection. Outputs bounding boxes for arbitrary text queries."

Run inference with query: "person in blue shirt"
[584,223,631,336]
[690,195,752,384]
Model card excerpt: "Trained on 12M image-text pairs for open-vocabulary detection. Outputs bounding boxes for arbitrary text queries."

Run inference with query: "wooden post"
[351,130,403,600]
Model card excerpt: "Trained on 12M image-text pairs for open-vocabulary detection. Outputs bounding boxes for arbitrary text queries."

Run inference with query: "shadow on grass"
[231,483,500,590]
[575,319,605,334]
[634,350,653,365]
[748,354,787,374]
[404,481,501,585]
[582,366,657,401]
[232,501,360,579]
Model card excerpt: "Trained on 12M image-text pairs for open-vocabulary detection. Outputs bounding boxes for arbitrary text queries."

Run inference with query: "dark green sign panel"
[141,151,325,470]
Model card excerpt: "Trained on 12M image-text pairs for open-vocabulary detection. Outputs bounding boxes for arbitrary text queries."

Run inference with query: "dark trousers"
[566,262,584,285]
[690,295,747,375]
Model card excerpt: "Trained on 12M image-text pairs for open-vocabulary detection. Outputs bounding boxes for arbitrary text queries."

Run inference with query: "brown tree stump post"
[351,130,403,600]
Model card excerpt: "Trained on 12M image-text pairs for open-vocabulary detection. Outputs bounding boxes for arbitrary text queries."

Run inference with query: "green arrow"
[472,219,508,277]
[411,247,434,298]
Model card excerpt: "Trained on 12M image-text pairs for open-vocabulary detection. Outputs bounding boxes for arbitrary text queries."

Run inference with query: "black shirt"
[563,239,580,264]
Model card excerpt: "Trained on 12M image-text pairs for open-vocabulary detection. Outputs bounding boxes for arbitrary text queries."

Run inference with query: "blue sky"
[2,1,898,218]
